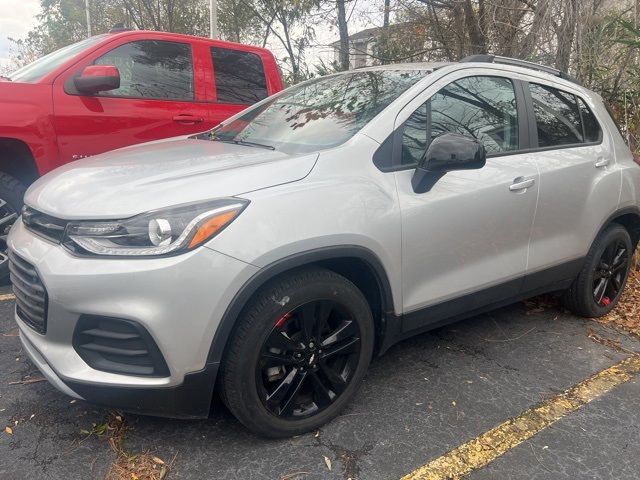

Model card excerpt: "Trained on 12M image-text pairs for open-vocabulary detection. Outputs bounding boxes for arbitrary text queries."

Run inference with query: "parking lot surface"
[1,282,640,480]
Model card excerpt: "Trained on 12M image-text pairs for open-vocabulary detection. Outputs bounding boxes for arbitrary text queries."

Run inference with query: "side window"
[400,76,518,165]
[430,76,519,154]
[211,47,268,104]
[401,103,428,165]
[94,40,194,100]
[577,97,602,143]
[529,83,582,147]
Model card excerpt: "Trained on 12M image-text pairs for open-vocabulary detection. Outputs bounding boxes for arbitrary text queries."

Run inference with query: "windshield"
[210,69,429,154]
[9,35,107,83]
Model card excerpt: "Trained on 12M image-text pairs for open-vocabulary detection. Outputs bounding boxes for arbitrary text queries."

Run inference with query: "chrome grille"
[8,249,48,334]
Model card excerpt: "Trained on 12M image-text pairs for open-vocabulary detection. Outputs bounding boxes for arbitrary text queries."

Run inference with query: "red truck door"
[52,35,215,167]
[200,44,278,125]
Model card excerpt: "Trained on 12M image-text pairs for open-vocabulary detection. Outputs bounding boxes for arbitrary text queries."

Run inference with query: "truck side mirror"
[74,65,120,94]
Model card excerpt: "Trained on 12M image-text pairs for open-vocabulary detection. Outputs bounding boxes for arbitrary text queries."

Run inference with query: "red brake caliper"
[274,312,291,328]
[601,296,611,306]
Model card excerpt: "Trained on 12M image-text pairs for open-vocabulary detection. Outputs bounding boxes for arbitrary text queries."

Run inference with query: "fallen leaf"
[323,456,332,471]
[5,426,13,435]
[152,456,165,465]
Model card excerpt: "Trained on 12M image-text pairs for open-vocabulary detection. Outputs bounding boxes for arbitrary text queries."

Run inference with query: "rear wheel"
[563,224,632,317]
[220,267,374,438]
[0,173,25,281]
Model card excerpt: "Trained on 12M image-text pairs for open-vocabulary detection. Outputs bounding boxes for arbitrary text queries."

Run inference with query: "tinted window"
[530,83,582,147]
[430,76,519,154]
[212,47,268,104]
[95,40,193,100]
[578,97,602,143]
[211,70,428,154]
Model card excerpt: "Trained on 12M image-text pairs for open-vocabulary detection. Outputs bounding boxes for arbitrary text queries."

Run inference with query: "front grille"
[8,250,48,334]
[73,316,170,377]
[22,207,68,243]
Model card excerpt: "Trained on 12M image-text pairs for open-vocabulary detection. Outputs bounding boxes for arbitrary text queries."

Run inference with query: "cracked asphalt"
[1,280,640,480]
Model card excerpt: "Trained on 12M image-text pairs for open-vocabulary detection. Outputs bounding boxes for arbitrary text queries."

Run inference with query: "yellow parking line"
[402,355,640,480]
[0,293,15,302]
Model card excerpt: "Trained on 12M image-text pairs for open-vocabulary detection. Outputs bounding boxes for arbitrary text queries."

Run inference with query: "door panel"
[52,39,215,167]
[393,74,539,322]
[397,155,538,316]
[524,83,621,275]
[526,144,619,271]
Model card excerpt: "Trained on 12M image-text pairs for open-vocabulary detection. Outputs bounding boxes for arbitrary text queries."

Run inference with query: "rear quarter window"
[211,47,268,104]
[577,97,602,143]
[530,83,583,147]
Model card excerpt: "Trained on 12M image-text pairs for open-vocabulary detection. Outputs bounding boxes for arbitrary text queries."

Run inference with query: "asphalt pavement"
[1,281,639,480]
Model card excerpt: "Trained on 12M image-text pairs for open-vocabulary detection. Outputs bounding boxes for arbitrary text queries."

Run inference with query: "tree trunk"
[337,0,350,70]
[555,0,578,72]
[462,0,486,54]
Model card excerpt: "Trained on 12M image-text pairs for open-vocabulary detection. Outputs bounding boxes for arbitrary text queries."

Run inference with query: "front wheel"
[0,173,26,281]
[563,224,633,317]
[220,267,375,438]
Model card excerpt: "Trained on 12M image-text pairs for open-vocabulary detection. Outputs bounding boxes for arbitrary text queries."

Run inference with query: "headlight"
[62,198,248,257]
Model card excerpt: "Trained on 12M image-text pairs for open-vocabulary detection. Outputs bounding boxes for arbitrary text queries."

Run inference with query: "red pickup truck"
[0,29,283,276]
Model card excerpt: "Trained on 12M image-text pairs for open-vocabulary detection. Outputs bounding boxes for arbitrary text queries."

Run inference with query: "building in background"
[331,26,380,69]
[331,23,429,69]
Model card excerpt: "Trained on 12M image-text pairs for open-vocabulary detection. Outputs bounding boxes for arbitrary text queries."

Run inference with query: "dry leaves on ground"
[84,412,172,480]
[597,254,640,337]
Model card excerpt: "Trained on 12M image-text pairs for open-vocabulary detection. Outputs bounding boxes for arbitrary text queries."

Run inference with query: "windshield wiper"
[211,136,275,150]
[0,76,11,81]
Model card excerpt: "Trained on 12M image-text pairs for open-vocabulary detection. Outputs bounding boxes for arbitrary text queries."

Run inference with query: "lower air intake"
[73,315,169,377]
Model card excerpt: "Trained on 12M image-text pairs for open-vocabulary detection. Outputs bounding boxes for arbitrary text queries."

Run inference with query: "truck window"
[211,47,268,104]
[95,40,194,101]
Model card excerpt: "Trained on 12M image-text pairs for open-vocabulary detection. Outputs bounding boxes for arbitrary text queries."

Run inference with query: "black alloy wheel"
[220,267,374,438]
[564,224,633,317]
[258,299,361,419]
[592,238,629,307]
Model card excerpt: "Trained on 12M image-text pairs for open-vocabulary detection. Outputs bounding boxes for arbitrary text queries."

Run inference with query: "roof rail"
[459,54,580,85]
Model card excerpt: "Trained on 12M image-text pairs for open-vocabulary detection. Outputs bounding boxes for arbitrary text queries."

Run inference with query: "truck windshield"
[9,35,107,83]
[210,69,429,154]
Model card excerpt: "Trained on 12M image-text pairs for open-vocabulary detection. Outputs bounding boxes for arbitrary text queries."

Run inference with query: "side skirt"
[378,257,585,354]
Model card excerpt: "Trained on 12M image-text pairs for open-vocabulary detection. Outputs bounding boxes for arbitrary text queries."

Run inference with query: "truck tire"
[0,173,26,281]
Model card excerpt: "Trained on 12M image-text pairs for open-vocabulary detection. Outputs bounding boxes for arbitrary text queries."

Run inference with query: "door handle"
[173,114,204,125]
[595,157,610,168]
[509,176,535,192]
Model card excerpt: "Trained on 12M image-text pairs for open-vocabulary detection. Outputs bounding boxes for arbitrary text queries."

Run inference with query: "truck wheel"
[0,173,26,281]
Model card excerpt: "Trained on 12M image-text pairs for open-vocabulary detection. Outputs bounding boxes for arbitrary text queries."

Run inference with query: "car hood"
[25,137,318,220]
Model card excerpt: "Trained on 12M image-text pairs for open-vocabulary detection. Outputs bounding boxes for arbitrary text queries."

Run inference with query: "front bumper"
[8,220,258,417]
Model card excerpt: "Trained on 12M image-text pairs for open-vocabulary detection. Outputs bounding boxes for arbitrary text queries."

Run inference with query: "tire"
[563,224,633,318]
[220,267,375,438]
[0,173,26,281]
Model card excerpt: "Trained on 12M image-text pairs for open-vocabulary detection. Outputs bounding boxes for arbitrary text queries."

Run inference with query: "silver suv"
[8,56,640,438]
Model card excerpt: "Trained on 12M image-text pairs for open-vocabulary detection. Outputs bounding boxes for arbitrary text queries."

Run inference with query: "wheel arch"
[599,207,640,249]
[0,138,40,186]
[207,246,396,370]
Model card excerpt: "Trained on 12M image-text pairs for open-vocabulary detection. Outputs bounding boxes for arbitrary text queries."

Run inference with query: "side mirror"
[412,133,486,193]
[74,65,120,94]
